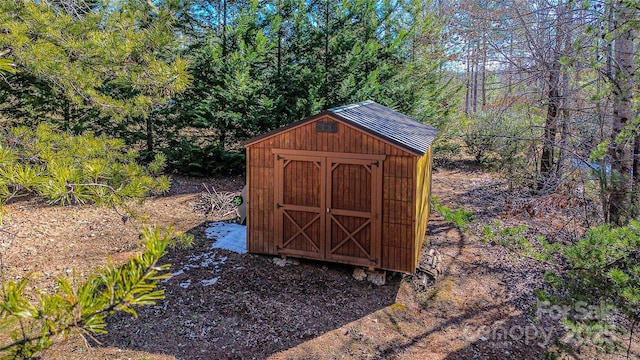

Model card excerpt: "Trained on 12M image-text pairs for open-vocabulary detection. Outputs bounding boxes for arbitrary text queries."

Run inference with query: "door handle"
[326,208,330,213]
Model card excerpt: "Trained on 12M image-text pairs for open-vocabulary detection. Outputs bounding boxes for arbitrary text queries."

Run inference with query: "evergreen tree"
[0,227,182,359]
[0,0,192,120]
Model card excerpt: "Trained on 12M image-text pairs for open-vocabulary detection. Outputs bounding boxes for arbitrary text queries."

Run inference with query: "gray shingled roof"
[243,100,438,156]
[329,100,437,156]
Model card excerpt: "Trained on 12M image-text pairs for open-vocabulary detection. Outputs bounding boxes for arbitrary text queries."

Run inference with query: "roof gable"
[244,100,438,156]
[329,101,437,155]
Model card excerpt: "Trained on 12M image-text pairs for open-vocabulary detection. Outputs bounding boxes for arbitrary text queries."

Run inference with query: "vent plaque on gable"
[316,121,338,133]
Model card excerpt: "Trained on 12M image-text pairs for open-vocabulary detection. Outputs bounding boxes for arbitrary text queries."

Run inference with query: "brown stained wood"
[248,147,257,167]
[267,187,274,244]
[383,177,393,201]
[343,126,351,153]
[297,126,304,149]
[256,146,263,167]
[246,115,433,273]
[385,156,401,182]
[303,123,311,153]
[404,223,412,249]
[245,114,416,156]
[273,134,280,149]
[389,246,396,270]
[388,198,396,226]
[255,171,262,252]
[265,170,274,189]
[246,153,253,250]
[386,223,395,247]
[357,132,364,153]
[383,199,391,222]
[322,131,329,152]
[401,178,410,199]
[276,154,325,259]
[283,131,291,149]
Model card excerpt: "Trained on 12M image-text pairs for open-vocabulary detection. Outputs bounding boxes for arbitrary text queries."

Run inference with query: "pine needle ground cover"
[2,163,637,359]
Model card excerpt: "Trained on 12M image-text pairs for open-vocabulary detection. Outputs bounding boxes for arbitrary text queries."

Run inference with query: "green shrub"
[0,124,170,208]
[462,109,541,188]
[0,227,174,359]
[490,219,640,355]
[162,139,245,176]
[431,196,474,230]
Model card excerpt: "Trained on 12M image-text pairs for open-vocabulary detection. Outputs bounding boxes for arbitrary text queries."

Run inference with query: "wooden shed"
[243,100,437,273]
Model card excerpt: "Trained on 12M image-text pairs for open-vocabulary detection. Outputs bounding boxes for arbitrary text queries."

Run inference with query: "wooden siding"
[246,115,419,273]
[381,155,416,273]
[414,147,433,269]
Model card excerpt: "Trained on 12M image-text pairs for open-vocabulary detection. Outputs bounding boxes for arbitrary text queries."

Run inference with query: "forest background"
[0,0,639,358]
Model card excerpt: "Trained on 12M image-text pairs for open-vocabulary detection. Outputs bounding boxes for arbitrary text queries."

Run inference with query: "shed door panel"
[275,152,382,267]
[326,158,381,266]
[275,155,324,259]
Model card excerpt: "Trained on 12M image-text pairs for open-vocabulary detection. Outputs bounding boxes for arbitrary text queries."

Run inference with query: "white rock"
[272,258,288,267]
[353,268,367,281]
[367,271,386,286]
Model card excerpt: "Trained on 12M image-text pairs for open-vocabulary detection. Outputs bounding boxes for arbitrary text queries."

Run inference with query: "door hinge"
[276,245,281,251]
[372,160,379,167]
[276,203,283,209]
[370,258,378,264]
[277,155,283,161]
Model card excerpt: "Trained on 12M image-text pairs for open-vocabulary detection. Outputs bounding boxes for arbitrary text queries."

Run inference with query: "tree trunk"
[539,14,564,188]
[481,42,487,111]
[540,62,560,188]
[607,1,635,225]
[324,0,330,92]
[472,41,478,113]
[633,136,640,219]
[464,40,472,116]
[557,72,570,180]
[557,5,573,180]
[507,36,513,96]
[222,0,227,57]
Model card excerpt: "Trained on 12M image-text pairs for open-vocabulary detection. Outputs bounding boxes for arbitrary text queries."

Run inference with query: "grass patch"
[431,196,474,230]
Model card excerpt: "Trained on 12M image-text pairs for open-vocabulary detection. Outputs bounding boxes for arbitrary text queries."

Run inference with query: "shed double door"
[274,151,384,267]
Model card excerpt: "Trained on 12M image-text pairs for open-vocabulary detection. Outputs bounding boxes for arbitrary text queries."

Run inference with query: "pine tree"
[0,124,170,210]
[0,227,182,359]
[0,0,192,120]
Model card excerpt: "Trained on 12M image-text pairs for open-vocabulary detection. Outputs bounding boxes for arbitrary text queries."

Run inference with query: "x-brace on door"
[274,150,384,267]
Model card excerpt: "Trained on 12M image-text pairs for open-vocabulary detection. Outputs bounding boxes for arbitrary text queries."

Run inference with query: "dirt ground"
[1,163,638,359]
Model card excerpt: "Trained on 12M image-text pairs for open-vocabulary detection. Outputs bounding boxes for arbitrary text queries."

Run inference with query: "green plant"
[169,232,195,249]
[0,50,15,75]
[0,124,170,212]
[0,226,174,359]
[558,222,640,346]
[461,109,541,189]
[0,0,191,120]
[490,219,640,356]
[480,221,561,263]
[431,196,474,230]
